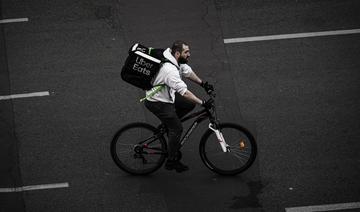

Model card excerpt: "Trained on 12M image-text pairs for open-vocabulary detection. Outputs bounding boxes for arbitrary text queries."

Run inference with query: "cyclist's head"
[171,40,190,64]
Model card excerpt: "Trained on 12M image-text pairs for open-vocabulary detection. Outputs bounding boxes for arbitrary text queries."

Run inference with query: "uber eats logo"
[133,57,153,76]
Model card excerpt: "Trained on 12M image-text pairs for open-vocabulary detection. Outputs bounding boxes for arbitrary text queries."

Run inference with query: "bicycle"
[110,90,257,175]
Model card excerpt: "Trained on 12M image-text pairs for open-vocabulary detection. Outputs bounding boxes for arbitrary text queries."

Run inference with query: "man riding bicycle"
[143,40,214,172]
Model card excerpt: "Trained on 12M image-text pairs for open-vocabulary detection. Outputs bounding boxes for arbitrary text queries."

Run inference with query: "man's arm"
[186,71,203,85]
[182,90,203,105]
[186,71,214,94]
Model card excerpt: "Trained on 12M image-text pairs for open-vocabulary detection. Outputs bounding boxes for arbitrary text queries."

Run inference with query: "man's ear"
[174,51,181,58]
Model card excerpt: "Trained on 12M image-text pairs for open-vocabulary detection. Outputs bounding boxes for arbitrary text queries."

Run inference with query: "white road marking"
[224,28,360,44]
[0,18,29,24]
[285,202,360,212]
[0,91,50,100]
[0,182,69,193]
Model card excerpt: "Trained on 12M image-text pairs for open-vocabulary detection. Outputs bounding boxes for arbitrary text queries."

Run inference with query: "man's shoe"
[165,160,189,172]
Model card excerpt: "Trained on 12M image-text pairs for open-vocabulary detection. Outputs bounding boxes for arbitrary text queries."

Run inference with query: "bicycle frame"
[140,95,230,153]
[136,108,211,152]
[179,108,210,146]
[139,108,210,148]
[179,107,229,152]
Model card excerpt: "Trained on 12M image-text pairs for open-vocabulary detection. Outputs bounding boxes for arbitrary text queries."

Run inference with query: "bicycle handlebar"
[202,88,216,111]
[208,91,216,98]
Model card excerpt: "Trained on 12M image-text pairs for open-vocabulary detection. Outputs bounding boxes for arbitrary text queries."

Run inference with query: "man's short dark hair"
[171,40,189,55]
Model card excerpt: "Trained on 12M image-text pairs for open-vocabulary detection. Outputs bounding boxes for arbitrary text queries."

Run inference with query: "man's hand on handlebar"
[201,81,214,94]
[202,98,214,110]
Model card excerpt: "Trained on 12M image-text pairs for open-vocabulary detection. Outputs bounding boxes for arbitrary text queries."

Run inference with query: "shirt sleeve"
[164,68,188,96]
[179,64,194,78]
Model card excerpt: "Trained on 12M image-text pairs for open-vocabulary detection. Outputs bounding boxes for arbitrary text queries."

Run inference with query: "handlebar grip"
[208,90,216,98]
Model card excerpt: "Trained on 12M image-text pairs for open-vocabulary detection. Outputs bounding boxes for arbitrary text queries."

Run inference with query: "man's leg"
[144,100,189,172]
[174,93,196,118]
[144,101,182,160]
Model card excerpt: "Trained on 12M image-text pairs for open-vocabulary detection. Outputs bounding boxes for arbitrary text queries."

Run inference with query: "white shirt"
[145,48,194,103]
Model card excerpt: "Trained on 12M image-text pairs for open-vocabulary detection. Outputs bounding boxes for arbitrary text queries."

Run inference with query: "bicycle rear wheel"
[199,123,257,175]
[111,122,167,175]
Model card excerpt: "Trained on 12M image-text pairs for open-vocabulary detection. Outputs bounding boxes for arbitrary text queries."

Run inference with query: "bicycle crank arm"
[208,123,229,152]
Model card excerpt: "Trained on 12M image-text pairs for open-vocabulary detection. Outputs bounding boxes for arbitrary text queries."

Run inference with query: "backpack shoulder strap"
[162,59,179,70]
[149,48,179,70]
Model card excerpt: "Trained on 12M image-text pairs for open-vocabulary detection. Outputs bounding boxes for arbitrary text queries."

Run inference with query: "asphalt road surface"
[1,0,360,211]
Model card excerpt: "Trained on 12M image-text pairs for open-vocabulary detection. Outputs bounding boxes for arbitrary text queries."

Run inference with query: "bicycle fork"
[208,123,229,152]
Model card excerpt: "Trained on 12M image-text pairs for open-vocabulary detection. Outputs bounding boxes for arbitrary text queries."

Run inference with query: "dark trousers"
[144,93,195,160]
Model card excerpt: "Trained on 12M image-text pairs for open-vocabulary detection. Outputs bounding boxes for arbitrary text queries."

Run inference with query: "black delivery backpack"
[121,43,167,90]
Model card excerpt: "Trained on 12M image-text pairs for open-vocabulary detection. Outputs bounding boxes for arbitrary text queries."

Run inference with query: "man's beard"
[178,56,188,64]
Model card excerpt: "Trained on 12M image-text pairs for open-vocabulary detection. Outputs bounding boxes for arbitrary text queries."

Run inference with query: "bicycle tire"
[111,122,167,175]
[199,123,257,175]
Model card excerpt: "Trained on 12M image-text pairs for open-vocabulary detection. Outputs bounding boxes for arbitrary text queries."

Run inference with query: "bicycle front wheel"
[111,122,167,175]
[199,123,257,175]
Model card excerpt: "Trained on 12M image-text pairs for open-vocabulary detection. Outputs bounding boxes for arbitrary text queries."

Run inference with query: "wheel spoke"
[229,148,251,158]
[116,143,135,146]
[229,151,248,164]
[206,151,226,157]
[116,149,133,154]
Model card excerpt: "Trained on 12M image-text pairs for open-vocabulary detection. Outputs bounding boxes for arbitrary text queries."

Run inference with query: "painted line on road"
[224,28,360,44]
[0,91,50,100]
[0,182,69,193]
[285,202,360,212]
[0,18,29,24]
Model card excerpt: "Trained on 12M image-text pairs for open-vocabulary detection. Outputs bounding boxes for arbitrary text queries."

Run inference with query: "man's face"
[178,44,190,64]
